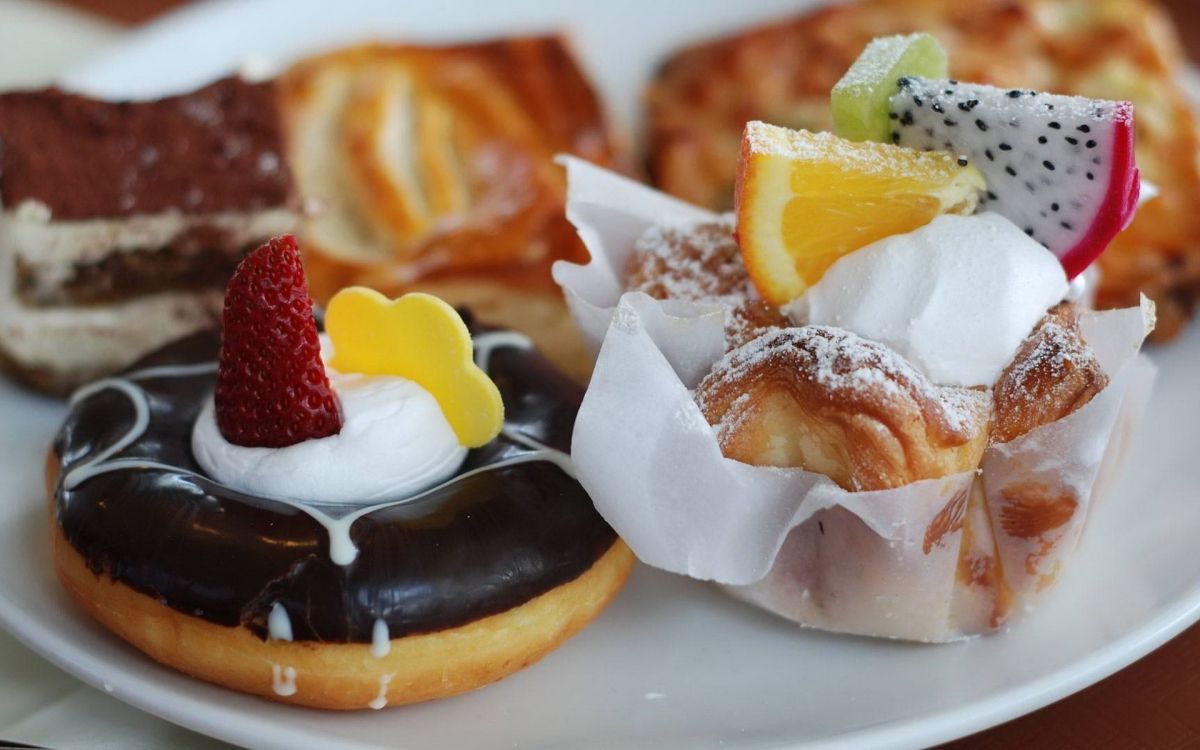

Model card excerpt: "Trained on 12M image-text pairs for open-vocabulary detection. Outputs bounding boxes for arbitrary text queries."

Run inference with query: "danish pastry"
[279,38,618,378]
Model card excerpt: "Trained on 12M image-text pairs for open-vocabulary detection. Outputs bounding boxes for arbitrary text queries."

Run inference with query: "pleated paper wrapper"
[551,157,1156,642]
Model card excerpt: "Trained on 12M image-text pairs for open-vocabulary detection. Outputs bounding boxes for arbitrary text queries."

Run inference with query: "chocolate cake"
[0,77,299,394]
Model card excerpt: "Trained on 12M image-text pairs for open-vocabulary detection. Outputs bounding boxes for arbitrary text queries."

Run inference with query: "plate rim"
[5,567,1200,750]
[7,0,1198,748]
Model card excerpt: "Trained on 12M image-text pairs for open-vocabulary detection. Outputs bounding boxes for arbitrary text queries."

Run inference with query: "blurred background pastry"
[0,34,618,395]
[645,0,1200,340]
[279,38,618,380]
[0,77,298,394]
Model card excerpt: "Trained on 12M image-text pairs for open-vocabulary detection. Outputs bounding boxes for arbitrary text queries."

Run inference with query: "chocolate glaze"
[0,78,292,220]
[53,327,617,643]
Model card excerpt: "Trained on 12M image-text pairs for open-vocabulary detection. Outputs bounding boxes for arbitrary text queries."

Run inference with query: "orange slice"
[735,121,985,306]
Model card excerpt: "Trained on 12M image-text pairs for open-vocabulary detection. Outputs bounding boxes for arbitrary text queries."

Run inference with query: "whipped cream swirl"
[192,339,466,505]
[787,213,1068,387]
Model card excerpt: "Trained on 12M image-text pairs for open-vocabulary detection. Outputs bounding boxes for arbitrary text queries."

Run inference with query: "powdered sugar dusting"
[936,383,986,434]
[1007,320,1083,387]
[624,216,784,347]
[625,215,748,302]
[699,326,985,439]
[180,97,222,127]
[744,121,968,176]
[990,304,1111,444]
[834,34,930,90]
[725,299,788,349]
[713,392,753,443]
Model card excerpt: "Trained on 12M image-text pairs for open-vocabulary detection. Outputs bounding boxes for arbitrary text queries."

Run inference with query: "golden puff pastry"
[992,303,1109,444]
[695,326,991,491]
[278,37,618,380]
[624,218,787,348]
[646,0,1200,339]
[281,37,615,287]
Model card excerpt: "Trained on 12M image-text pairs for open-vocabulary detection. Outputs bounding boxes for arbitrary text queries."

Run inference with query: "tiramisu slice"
[0,77,298,394]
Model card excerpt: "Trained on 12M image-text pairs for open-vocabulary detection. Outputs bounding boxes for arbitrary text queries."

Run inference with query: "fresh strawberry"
[214,234,342,447]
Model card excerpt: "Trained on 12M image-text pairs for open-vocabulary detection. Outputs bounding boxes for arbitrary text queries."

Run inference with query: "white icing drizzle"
[371,617,391,658]
[500,426,577,479]
[268,602,293,642]
[368,674,393,710]
[60,332,575,566]
[62,362,218,490]
[472,331,533,371]
[271,664,297,696]
[304,436,575,566]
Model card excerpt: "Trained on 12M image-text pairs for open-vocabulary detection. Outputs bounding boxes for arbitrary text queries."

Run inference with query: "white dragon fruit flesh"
[887,77,1139,279]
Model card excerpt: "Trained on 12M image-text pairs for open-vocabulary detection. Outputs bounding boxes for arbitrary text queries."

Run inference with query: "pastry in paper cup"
[551,157,1156,642]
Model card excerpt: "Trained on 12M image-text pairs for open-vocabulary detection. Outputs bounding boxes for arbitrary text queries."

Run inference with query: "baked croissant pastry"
[992,303,1109,444]
[624,218,787,348]
[695,326,991,491]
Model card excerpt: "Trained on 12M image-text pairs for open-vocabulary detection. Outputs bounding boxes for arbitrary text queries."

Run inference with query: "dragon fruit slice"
[887,78,1139,279]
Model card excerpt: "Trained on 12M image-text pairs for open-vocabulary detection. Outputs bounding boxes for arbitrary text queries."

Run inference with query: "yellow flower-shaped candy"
[325,288,503,448]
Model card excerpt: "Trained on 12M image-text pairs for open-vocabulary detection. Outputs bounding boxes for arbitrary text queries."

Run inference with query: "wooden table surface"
[45,1,1200,748]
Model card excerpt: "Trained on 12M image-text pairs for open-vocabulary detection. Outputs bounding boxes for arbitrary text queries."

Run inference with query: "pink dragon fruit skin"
[888,80,1140,279]
[1056,107,1139,279]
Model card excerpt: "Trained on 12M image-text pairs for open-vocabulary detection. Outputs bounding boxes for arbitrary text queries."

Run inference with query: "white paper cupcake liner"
[552,157,1156,642]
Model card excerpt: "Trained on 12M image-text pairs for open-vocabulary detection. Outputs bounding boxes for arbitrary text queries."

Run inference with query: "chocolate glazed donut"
[49,323,632,709]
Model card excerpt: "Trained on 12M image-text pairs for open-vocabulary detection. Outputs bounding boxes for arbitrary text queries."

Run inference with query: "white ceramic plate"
[3,1,1200,748]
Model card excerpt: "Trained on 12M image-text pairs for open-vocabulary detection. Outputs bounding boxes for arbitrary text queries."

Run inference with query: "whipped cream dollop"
[786,213,1068,387]
[192,339,466,505]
